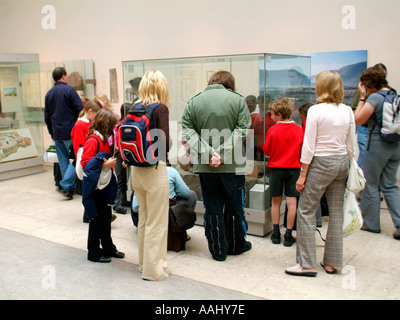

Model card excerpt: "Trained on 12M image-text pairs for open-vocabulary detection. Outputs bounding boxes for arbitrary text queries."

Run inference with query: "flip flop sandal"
[320,262,336,274]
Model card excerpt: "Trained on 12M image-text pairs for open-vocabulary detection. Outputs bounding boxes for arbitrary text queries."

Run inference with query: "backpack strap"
[87,135,100,153]
[134,102,160,111]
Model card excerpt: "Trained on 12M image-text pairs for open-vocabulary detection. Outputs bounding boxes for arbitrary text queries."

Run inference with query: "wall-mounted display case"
[122,53,311,236]
[0,53,44,180]
[40,59,95,104]
[40,59,96,151]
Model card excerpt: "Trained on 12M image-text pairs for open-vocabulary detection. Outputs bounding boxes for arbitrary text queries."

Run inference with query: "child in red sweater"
[263,99,303,246]
[71,99,102,222]
[81,108,124,263]
[71,99,102,158]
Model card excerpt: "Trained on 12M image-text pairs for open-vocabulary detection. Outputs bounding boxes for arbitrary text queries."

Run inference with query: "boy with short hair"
[263,99,303,246]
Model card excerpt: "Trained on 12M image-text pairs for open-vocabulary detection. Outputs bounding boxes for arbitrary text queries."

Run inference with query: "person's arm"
[181,101,215,164]
[215,98,251,166]
[154,105,170,152]
[68,87,84,115]
[262,130,273,157]
[44,94,53,139]
[71,122,87,156]
[296,163,309,193]
[172,169,190,199]
[300,108,317,165]
[354,82,375,126]
[80,137,99,169]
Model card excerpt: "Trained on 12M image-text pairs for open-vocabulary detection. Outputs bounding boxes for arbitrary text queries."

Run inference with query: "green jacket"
[181,84,251,173]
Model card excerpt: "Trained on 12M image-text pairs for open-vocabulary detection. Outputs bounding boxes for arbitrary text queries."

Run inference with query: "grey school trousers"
[361,138,400,231]
[296,155,349,269]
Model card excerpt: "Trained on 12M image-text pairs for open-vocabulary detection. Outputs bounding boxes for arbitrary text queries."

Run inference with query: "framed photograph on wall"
[295,50,367,106]
[0,128,38,162]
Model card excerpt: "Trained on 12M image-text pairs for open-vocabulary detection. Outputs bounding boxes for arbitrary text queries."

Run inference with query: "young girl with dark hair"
[81,108,125,263]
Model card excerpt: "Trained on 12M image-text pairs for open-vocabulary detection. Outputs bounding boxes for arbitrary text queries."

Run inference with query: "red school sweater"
[263,121,303,168]
[80,133,111,170]
[71,118,91,157]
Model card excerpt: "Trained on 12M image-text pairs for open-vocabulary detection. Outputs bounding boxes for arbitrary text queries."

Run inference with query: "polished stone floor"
[1,165,399,300]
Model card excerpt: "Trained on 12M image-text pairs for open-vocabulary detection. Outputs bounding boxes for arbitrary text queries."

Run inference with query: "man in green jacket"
[182,71,252,261]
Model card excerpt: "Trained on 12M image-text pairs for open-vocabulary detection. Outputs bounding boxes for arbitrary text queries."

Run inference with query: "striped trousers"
[296,155,349,269]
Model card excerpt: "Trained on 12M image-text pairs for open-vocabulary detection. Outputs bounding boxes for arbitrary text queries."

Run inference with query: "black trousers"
[199,173,248,260]
[87,188,117,260]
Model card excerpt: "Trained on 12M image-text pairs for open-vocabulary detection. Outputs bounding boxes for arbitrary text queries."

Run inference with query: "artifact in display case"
[0,53,44,180]
[40,59,95,102]
[122,53,311,236]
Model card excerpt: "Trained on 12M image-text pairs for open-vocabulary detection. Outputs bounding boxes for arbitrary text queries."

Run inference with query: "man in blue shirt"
[45,67,84,199]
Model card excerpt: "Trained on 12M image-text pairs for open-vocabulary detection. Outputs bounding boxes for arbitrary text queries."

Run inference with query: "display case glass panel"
[40,59,95,102]
[122,53,311,217]
[0,53,44,163]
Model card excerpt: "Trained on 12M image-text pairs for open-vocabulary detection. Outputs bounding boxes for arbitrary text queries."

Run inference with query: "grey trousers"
[361,139,400,230]
[296,155,349,269]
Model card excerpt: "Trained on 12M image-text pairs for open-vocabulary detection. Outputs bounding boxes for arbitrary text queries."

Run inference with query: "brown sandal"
[320,262,336,274]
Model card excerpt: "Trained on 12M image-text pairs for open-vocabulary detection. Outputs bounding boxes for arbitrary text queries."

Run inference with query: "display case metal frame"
[0,53,44,180]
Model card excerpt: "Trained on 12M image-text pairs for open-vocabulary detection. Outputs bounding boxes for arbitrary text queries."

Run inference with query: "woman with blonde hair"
[129,69,171,280]
[95,94,113,110]
[285,71,355,276]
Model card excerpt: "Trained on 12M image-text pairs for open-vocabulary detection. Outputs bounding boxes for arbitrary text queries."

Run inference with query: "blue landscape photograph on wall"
[296,49,368,106]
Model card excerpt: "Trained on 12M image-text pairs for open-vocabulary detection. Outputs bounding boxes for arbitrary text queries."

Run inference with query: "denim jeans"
[356,125,369,168]
[199,173,248,260]
[54,139,76,191]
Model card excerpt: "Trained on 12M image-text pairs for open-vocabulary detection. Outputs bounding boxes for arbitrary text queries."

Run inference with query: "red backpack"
[117,102,160,167]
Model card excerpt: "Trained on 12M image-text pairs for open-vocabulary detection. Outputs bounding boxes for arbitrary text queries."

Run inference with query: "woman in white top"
[285,71,354,277]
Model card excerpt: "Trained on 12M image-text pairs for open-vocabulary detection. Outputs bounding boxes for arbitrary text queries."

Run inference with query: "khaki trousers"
[296,155,349,269]
[131,161,170,280]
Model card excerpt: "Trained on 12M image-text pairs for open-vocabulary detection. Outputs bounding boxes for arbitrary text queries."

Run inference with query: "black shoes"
[284,235,296,247]
[271,232,281,244]
[361,226,381,233]
[111,251,125,259]
[113,204,128,214]
[88,256,111,263]
[393,229,400,240]
[88,251,125,263]
[83,213,117,223]
[271,232,296,247]
[214,241,252,261]
[56,186,73,200]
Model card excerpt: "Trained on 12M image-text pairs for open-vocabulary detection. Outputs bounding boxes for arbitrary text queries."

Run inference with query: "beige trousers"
[131,161,170,280]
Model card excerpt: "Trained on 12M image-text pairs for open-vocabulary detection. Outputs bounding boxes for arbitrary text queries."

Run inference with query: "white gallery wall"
[0,0,399,121]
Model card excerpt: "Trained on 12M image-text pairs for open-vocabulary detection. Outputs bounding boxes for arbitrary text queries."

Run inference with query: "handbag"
[343,190,363,237]
[169,201,196,233]
[346,107,366,193]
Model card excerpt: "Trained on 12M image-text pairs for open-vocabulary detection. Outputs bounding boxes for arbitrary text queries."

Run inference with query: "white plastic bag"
[343,189,363,237]
[75,147,84,180]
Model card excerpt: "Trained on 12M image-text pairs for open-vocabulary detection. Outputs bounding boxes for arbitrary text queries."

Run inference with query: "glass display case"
[40,59,95,152]
[0,53,44,180]
[40,59,95,103]
[122,53,311,235]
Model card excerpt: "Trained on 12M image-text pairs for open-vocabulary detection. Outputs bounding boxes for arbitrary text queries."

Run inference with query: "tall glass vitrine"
[122,53,311,235]
[0,53,44,180]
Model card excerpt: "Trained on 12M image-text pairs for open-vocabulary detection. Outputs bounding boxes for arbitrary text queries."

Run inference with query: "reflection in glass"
[122,54,311,214]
